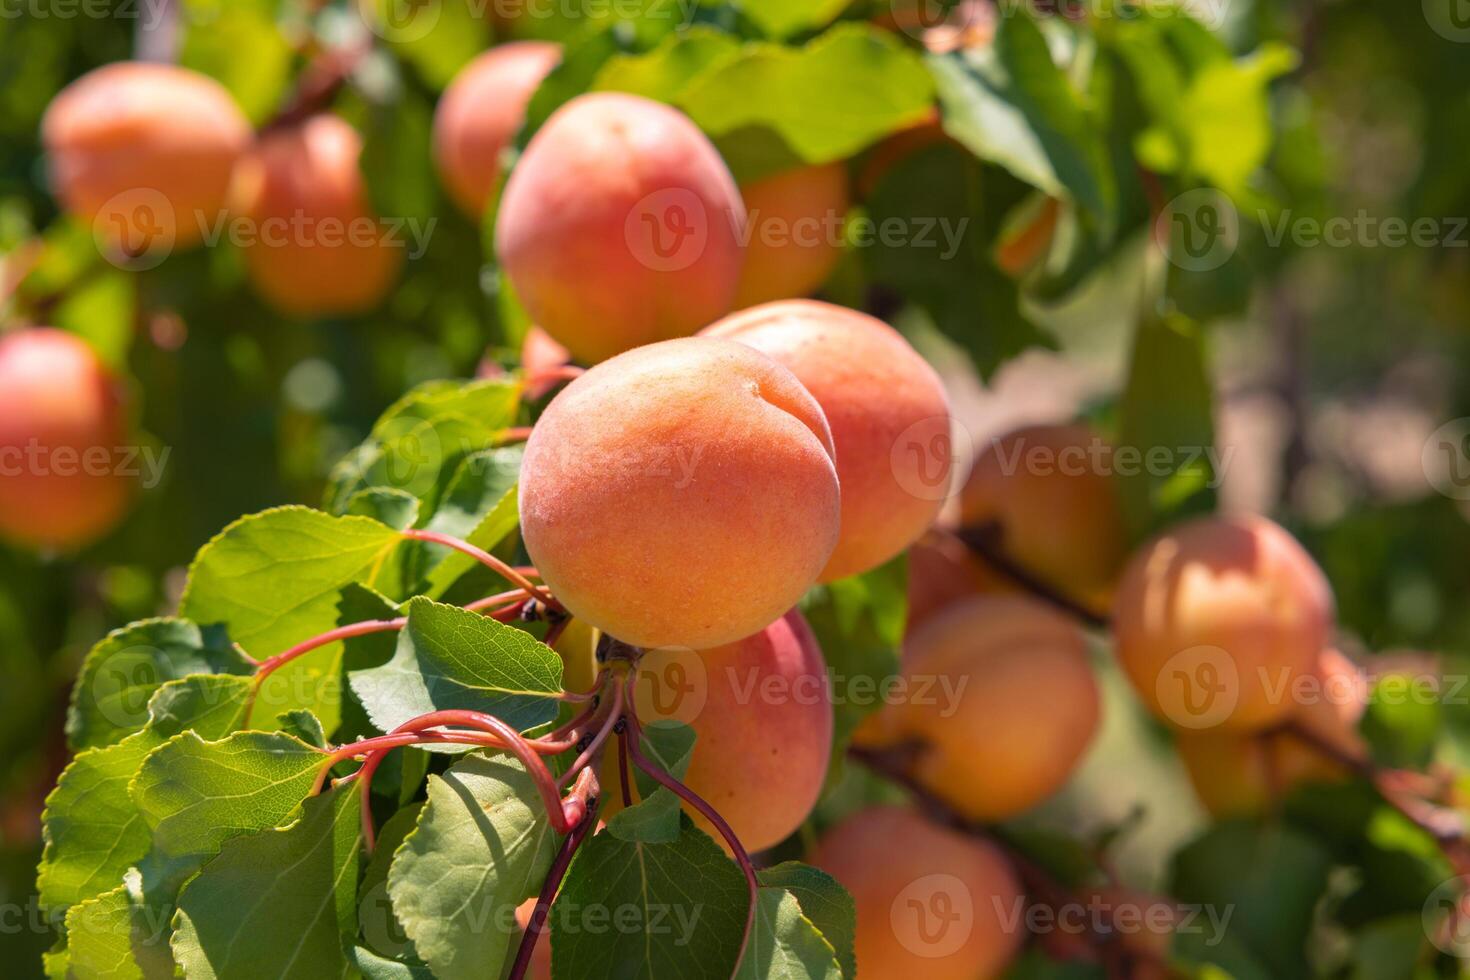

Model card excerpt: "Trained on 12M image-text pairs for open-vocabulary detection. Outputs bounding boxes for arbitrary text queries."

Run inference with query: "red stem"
[508,790,600,980]
[616,730,634,808]
[521,365,586,392]
[401,529,561,611]
[625,701,758,979]
[556,679,624,790]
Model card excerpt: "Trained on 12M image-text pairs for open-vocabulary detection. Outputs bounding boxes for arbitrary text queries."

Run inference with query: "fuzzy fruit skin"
[495,93,746,364]
[602,610,832,852]
[884,595,1100,821]
[519,337,840,650]
[232,115,403,317]
[1114,515,1335,733]
[43,62,250,253]
[703,300,951,581]
[813,806,1025,980]
[433,42,561,218]
[1176,648,1366,816]
[0,329,134,551]
[734,164,850,309]
[957,424,1128,609]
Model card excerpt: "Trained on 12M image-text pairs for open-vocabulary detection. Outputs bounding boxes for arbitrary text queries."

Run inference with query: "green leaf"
[862,143,1055,377]
[276,709,330,750]
[387,755,562,980]
[363,0,491,90]
[756,864,857,980]
[64,871,174,980]
[551,817,750,978]
[800,558,906,748]
[607,721,697,844]
[349,597,562,741]
[177,0,293,124]
[39,676,254,912]
[348,947,437,980]
[172,785,362,980]
[361,87,439,224]
[593,28,741,101]
[929,14,1116,236]
[346,488,423,532]
[1363,672,1442,769]
[179,506,402,730]
[411,447,524,598]
[679,24,935,165]
[325,380,522,516]
[67,618,250,751]
[131,731,326,902]
[1115,308,1217,542]
[1169,821,1332,977]
[736,0,852,40]
[736,888,842,980]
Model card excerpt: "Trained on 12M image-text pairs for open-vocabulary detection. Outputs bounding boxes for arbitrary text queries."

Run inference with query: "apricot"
[519,337,840,650]
[231,114,403,317]
[905,528,1009,632]
[520,325,573,400]
[733,164,850,309]
[878,595,1100,821]
[1176,648,1366,817]
[42,62,250,254]
[0,329,134,551]
[703,300,952,581]
[812,806,1024,980]
[433,42,561,218]
[1113,515,1335,733]
[495,93,746,364]
[513,897,552,980]
[957,424,1128,609]
[602,610,832,853]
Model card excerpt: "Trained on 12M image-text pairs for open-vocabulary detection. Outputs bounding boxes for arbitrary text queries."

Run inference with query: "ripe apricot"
[733,164,849,309]
[812,806,1025,980]
[957,424,1128,609]
[433,42,561,218]
[602,610,832,852]
[43,63,249,255]
[1113,515,1335,733]
[1176,648,1366,817]
[231,115,403,317]
[519,337,839,650]
[880,595,1100,821]
[0,329,134,551]
[495,93,746,364]
[703,300,952,581]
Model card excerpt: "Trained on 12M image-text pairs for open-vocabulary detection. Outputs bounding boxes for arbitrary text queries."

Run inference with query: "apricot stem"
[956,522,1111,629]
[401,528,561,611]
[520,364,586,392]
[556,679,625,791]
[625,697,758,978]
[509,791,600,980]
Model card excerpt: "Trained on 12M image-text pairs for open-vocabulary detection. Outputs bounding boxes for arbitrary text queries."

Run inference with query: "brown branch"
[955,523,1112,629]
[260,37,373,135]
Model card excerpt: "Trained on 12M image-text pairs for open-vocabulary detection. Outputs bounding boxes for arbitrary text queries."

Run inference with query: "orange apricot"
[495,93,746,363]
[956,424,1128,609]
[1113,514,1335,733]
[703,300,952,581]
[905,528,1010,632]
[734,164,850,309]
[231,115,404,318]
[603,610,832,852]
[883,595,1101,821]
[812,806,1025,980]
[519,337,839,650]
[0,329,134,551]
[42,62,250,254]
[433,42,561,218]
